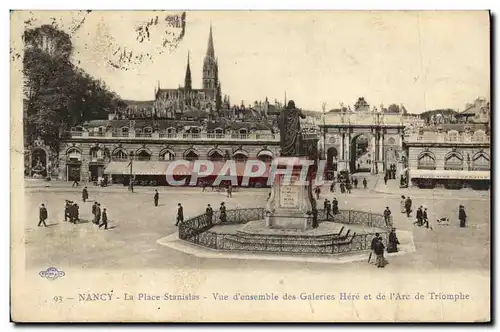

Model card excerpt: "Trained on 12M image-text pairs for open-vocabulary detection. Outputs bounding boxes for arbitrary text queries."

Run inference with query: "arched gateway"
[320,103,405,175]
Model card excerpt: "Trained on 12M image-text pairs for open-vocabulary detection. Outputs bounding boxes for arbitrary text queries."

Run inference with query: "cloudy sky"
[13,10,490,112]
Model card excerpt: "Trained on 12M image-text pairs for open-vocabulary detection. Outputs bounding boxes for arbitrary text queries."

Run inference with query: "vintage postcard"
[10,10,490,322]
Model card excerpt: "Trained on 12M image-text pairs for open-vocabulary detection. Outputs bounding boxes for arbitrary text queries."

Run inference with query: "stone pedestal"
[265,157,314,231]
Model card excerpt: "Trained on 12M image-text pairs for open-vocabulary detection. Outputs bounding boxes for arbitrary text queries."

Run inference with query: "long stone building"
[59,118,279,185]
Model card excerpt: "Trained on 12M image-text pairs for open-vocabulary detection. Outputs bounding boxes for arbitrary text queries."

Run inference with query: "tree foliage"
[23,25,125,151]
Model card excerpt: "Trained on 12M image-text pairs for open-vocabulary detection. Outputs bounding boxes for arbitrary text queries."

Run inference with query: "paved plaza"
[23,177,490,274]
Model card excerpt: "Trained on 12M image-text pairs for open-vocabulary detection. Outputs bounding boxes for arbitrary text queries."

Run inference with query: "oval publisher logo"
[39,267,65,281]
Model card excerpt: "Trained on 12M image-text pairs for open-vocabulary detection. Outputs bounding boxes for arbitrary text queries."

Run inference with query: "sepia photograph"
[10,10,491,322]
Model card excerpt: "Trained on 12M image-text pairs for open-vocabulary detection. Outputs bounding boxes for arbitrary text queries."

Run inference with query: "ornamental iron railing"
[178,208,390,255]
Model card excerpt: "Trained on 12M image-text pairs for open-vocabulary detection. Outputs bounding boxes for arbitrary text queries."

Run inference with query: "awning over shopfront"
[410,169,490,180]
[105,161,276,177]
[104,161,169,175]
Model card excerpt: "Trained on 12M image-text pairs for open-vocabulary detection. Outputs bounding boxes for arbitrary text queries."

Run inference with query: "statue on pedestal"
[278,100,306,157]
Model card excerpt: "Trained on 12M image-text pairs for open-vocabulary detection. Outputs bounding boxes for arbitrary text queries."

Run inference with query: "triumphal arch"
[319,101,406,175]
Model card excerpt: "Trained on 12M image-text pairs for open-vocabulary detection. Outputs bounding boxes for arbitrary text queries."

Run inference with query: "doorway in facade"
[67,164,81,181]
[350,134,370,173]
[89,164,104,182]
[326,147,338,172]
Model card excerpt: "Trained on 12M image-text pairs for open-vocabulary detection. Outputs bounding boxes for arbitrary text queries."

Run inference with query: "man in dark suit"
[415,206,423,226]
[38,203,48,227]
[154,190,159,207]
[82,187,89,203]
[99,208,108,230]
[459,205,467,228]
[405,196,412,217]
[422,207,429,228]
[369,232,380,264]
[95,203,101,225]
[205,204,213,225]
[175,203,184,226]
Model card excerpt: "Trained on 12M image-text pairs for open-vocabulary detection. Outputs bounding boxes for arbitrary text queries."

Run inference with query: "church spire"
[203,24,218,90]
[206,22,215,58]
[184,50,192,90]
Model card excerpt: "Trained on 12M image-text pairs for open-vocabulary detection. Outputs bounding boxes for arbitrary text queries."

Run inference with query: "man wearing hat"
[415,206,423,226]
[383,207,392,226]
[422,207,430,229]
[369,232,380,264]
[387,228,400,253]
[175,203,184,226]
[458,205,467,228]
[38,203,48,227]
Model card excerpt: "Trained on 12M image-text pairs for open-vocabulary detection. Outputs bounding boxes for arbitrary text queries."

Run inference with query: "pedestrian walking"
[400,195,406,213]
[353,178,358,189]
[374,236,388,268]
[227,184,232,198]
[326,200,333,220]
[363,178,367,189]
[72,203,79,223]
[219,202,227,224]
[92,202,97,223]
[383,206,392,226]
[64,200,71,221]
[332,197,339,214]
[72,179,79,187]
[206,204,214,224]
[175,203,184,226]
[387,228,400,253]
[82,187,88,202]
[38,203,48,227]
[95,203,101,225]
[99,208,108,230]
[422,207,430,228]
[384,173,388,185]
[415,206,423,226]
[369,232,380,264]
[405,196,412,217]
[154,190,159,207]
[459,205,467,228]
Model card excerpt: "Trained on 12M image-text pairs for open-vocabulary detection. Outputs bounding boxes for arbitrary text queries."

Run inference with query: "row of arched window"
[66,147,274,163]
[417,151,490,171]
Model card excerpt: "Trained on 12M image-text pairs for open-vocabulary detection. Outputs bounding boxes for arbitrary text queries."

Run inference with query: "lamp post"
[129,151,134,193]
[322,102,327,161]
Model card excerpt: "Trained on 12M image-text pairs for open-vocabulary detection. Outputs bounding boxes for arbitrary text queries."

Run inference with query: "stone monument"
[265,101,316,231]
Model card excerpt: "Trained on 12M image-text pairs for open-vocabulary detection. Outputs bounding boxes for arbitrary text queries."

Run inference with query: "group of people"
[37,186,109,230]
[330,177,368,194]
[415,205,430,228]
[64,200,80,223]
[175,201,228,227]
[323,198,339,219]
[400,195,468,229]
[91,201,108,230]
[400,195,413,218]
[369,228,400,268]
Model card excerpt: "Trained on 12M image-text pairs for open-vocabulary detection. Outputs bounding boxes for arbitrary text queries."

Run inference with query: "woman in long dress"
[400,195,406,213]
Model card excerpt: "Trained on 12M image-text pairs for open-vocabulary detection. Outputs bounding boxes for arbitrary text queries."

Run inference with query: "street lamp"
[129,151,134,193]
[322,102,327,161]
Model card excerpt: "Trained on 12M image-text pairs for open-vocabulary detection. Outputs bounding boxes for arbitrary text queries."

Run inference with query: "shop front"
[410,169,490,190]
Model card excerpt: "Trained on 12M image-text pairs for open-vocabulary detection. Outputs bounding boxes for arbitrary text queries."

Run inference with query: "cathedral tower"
[203,24,218,90]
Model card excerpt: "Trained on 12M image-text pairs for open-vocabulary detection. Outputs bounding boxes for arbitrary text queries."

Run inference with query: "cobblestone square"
[24,178,490,274]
